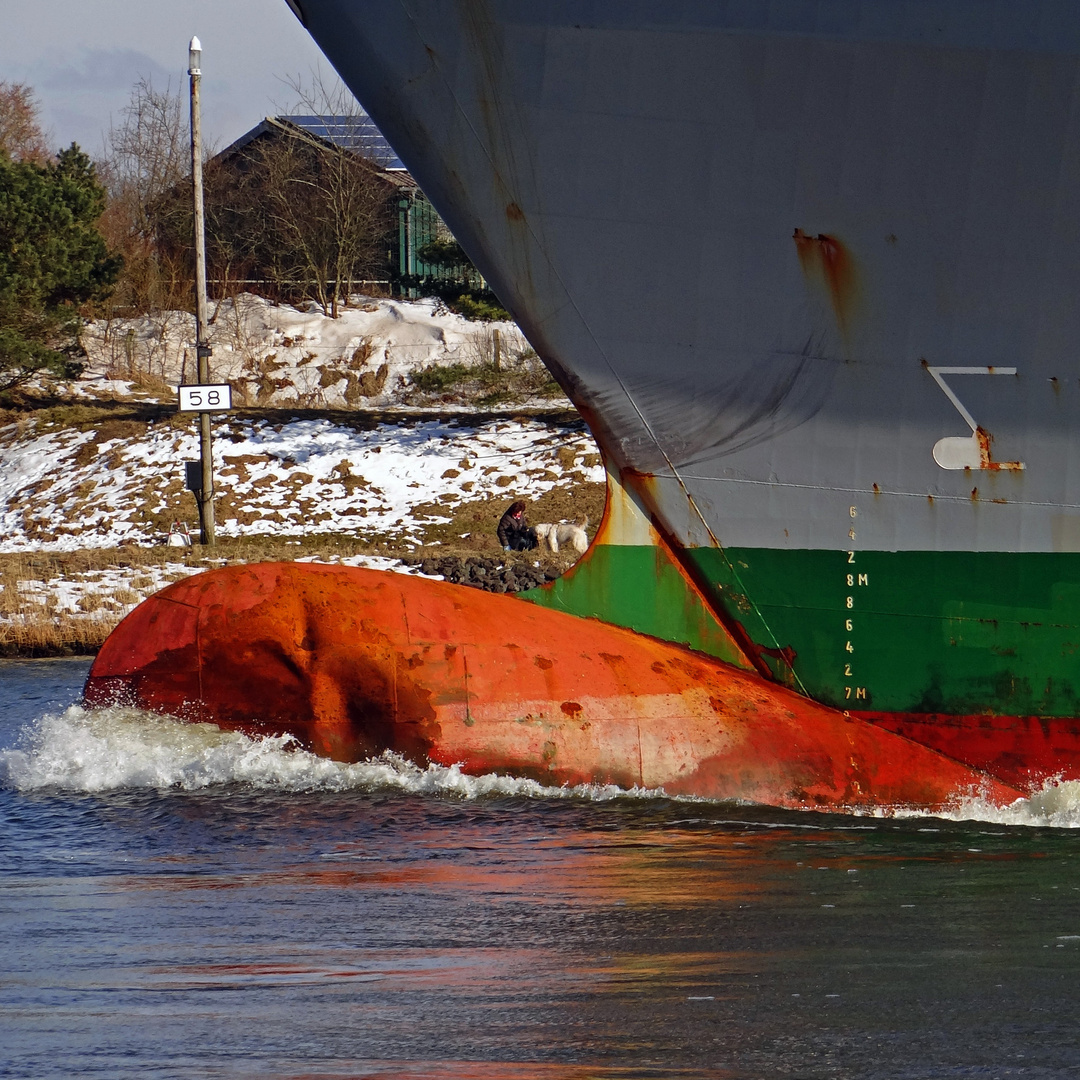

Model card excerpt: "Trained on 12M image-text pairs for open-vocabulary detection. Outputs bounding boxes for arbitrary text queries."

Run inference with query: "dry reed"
[0,613,120,657]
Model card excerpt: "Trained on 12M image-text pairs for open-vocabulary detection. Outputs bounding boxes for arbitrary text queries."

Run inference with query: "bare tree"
[97,77,191,314]
[109,70,394,319]
[243,71,391,317]
[248,122,389,317]
[0,82,51,164]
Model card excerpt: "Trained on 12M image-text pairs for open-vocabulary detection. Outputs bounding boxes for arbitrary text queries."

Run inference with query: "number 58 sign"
[178,383,232,412]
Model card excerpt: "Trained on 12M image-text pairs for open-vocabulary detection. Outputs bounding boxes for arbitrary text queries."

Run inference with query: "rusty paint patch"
[758,644,797,671]
[560,701,583,717]
[975,427,1024,472]
[727,590,753,614]
[793,228,858,335]
[505,201,524,222]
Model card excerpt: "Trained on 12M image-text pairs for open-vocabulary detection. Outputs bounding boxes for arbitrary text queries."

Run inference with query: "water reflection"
[4,662,1080,1077]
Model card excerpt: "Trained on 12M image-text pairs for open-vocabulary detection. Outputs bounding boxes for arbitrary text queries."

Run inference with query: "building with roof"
[197,113,470,301]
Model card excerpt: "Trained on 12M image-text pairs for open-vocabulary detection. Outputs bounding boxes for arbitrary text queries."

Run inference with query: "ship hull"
[281,0,1080,765]
[85,1,1080,806]
[83,562,1024,810]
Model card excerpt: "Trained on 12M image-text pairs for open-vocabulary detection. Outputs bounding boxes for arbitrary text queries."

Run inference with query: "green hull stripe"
[698,547,1080,717]
[523,543,746,669]
[528,544,1080,718]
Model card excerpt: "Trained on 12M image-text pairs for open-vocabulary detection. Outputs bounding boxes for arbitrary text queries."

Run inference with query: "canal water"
[3,658,1080,1079]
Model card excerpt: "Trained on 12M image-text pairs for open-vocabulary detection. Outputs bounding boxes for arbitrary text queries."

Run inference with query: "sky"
[0,0,346,157]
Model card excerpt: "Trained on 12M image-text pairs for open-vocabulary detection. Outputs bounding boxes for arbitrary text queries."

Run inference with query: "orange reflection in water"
[132,823,795,905]
[114,821,815,1021]
[276,1063,728,1080]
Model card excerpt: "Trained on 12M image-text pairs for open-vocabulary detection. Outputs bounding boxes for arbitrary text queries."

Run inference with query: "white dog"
[534,522,559,553]
[554,521,588,554]
[534,517,589,555]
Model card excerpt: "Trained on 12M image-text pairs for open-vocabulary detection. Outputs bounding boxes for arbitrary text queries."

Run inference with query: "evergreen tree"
[0,144,121,391]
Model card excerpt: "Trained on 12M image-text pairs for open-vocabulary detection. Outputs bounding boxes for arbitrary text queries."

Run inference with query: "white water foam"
[6,706,1080,826]
[938,780,1080,829]
[0,705,657,801]
[846,779,1080,828]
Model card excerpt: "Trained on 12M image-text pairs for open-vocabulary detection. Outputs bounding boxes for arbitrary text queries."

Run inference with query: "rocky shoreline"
[402,553,564,593]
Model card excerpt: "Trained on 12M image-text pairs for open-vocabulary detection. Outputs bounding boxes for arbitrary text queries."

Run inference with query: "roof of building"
[279,114,406,169]
[218,114,406,171]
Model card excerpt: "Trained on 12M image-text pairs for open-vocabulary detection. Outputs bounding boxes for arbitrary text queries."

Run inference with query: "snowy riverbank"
[0,296,604,653]
[79,293,565,411]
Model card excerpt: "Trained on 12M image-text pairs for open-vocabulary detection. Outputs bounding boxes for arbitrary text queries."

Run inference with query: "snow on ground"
[0,414,601,551]
[8,563,206,626]
[5,554,448,630]
[80,294,559,410]
[0,295,599,628]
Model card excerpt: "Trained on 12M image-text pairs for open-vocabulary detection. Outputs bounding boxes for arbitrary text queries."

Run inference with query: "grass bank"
[0,475,606,657]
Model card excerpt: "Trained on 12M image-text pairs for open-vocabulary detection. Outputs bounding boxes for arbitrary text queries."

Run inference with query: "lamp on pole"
[188,35,215,545]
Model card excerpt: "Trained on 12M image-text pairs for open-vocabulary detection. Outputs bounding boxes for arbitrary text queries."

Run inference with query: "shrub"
[443,293,510,322]
[409,361,472,392]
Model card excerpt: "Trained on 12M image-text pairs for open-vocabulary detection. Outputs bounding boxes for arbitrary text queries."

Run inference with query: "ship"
[86,1,1080,811]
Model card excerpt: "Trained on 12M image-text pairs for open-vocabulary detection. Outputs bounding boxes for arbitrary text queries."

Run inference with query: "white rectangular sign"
[178,383,232,412]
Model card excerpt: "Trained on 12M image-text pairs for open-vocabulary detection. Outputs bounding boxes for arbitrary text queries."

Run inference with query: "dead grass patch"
[0,614,119,658]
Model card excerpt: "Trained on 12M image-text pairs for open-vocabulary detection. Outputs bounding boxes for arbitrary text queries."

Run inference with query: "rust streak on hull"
[793,228,858,337]
[84,563,1023,811]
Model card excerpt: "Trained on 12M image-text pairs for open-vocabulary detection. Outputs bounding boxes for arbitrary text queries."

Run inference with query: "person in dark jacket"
[497,500,538,551]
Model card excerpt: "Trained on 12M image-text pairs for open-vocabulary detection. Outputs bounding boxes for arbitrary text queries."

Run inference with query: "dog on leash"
[534,516,589,555]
